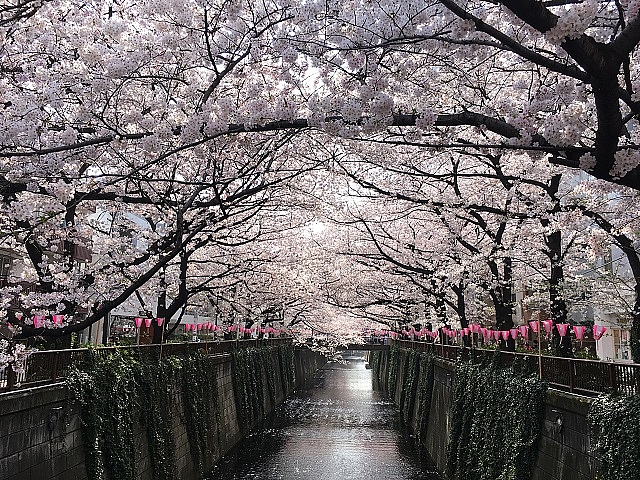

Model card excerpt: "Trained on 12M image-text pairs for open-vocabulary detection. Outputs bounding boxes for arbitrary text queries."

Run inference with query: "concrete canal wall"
[375,349,600,480]
[0,346,325,480]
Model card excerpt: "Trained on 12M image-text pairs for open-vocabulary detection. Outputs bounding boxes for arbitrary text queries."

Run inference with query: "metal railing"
[393,339,640,397]
[0,337,292,393]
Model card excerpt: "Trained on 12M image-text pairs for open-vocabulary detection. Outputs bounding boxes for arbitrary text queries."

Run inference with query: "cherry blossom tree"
[3,0,640,367]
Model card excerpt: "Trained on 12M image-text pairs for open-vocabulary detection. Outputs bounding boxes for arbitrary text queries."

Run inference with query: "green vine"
[67,350,140,480]
[279,343,295,394]
[232,345,294,433]
[588,394,640,479]
[232,347,261,432]
[181,353,219,473]
[68,344,297,479]
[415,352,435,445]
[369,351,382,390]
[446,358,547,480]
[67,349,221,480]
[138,360,176,480]
[387,345,400,398]
[258,347,276,404]
[401,349,420,425]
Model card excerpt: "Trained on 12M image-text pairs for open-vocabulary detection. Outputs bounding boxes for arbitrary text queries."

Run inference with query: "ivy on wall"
[588,394,640,479]
[415,352,435,445]
[68,345,296,480]
[370,348,435,447]
[400,349,420,425]
[369,351,382,390]
[180,354,220,472]
[139,359,178,480]
[446,359,547,480]
[279,344,295,393]
[232,344,295,433]
[68,349,222,480]
[232,347,266,433]
[387,345,400,398]
[68,350,138,480]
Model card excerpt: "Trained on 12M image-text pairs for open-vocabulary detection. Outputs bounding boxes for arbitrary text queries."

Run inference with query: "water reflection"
[206,351,442,480]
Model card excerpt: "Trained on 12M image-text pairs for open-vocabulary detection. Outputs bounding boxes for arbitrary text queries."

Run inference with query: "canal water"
[205,352,442,480]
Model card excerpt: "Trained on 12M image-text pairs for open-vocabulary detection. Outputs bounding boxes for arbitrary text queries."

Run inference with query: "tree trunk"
[152,289,167,344]
[451,281,470,345]
[632,288,640,364]
[547,229,572,357]
[492,257,515,351]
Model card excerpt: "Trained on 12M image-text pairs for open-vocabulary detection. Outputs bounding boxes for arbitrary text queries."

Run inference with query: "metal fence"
[0,337,292,393]
[393,339,640,397]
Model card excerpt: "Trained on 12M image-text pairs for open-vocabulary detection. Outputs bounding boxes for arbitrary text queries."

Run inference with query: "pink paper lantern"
[510,328,518,340]
[134,317,143,328]
[529,320,539,333]
[33,315,44,328]
[157,317,164,326]
[52,314,65,325]
[518,325,529,338]
[593,325,607,340]
[492,330,500,340]
[556,324,569,337]
[144,318,152,328]
[542,319,554,334]
[185,323,191,331]
[573,325,586,340]
[501,330,509,341]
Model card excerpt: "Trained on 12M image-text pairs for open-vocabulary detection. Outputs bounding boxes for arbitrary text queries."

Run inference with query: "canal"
[206,351,442,479]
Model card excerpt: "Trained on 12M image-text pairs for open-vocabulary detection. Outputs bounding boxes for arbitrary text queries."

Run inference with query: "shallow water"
[205,353,442,480]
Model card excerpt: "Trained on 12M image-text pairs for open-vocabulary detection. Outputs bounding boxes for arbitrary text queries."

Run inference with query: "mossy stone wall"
[372,348,601,480]
[0,345,325,480]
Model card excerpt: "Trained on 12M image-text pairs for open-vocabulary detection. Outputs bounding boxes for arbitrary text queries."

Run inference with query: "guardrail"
[393,339,640,397]
[0,337,292,393]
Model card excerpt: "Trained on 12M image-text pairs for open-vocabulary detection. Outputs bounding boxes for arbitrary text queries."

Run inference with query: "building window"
[0,255,11,286]
[613,329,631,360]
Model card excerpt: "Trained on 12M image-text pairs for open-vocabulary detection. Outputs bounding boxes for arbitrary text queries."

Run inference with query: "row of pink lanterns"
[185,322,219,332]
[364,328,439,339]
[182,323,283,335]
[16,312,66,328]
[134,317,164,328]
[441,321,607,342]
